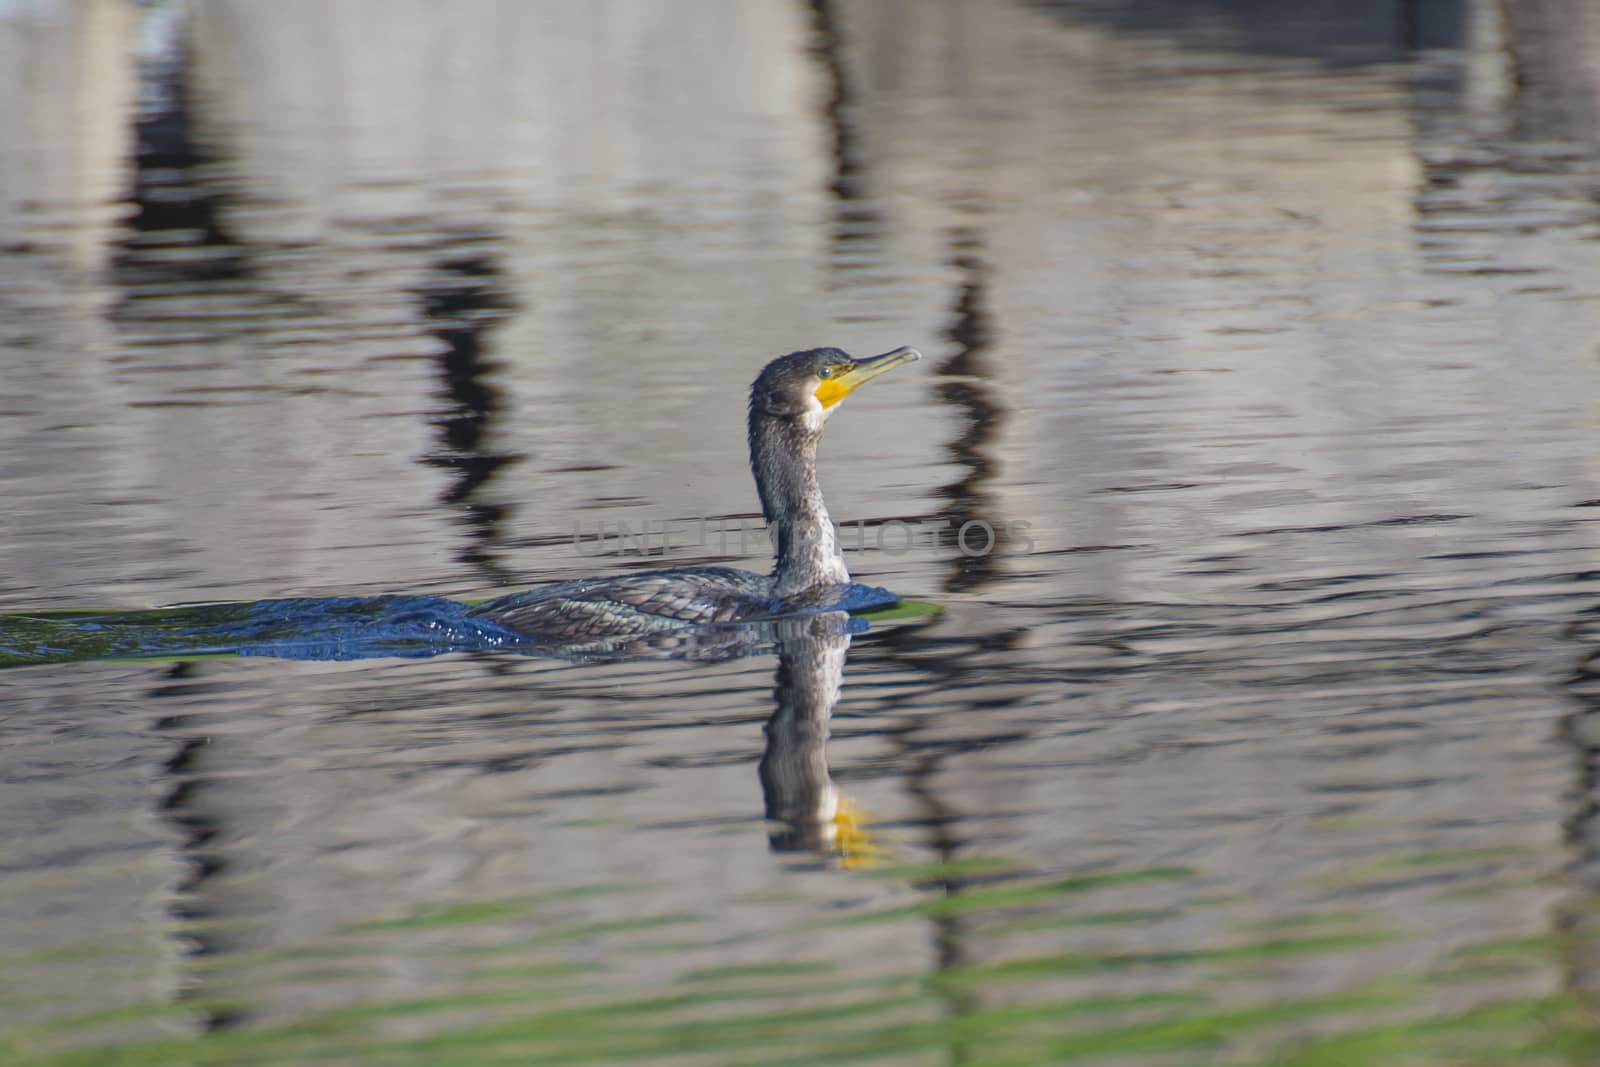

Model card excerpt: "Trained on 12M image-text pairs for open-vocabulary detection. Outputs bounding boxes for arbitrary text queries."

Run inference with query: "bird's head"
[749,345,921,433]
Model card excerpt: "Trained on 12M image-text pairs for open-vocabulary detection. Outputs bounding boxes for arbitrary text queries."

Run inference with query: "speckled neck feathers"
[748,390,849,598]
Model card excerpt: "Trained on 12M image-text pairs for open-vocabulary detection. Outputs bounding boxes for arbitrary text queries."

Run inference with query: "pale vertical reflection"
[0,0,133,266]
[0,1,140,607]
[0,7,174,1019]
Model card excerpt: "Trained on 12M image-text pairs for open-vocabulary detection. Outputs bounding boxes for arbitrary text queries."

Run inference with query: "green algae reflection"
[4,863,1598,1067]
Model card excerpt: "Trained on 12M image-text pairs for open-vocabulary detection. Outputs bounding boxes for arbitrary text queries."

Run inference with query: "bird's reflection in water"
[760,612,876,867]
[1,597,893,867]
[489,608,881,867]
[571,609,881,867]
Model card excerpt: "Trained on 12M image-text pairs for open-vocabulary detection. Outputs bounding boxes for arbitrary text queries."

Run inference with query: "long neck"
[749,411,849,597]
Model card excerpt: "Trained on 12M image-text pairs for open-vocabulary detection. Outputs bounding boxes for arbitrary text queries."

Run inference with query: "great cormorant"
[471,346,921,643]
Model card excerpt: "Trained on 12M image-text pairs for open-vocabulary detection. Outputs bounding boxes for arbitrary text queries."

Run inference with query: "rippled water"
[8,0,1600,1063]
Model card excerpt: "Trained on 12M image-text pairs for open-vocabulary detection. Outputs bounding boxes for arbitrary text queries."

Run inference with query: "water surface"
[6,0,1600,1063]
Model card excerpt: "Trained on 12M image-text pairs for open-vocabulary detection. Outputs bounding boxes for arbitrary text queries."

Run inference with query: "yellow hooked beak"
[814,345,921,410]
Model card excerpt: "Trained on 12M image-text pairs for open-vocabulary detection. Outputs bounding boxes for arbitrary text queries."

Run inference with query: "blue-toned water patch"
[0,583,903,669]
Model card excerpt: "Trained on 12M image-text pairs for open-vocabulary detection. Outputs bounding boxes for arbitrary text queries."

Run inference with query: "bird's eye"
[818,366,834,379]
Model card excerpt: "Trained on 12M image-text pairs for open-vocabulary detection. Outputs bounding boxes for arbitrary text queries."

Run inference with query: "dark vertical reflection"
[848,223,1025,1064]
[1499,0,1600,146]
[114,26,246,287]
[1560,609,1600,1010]
[417,251,522,583]
[115,24,247,1031]
[806,0,885,281]
[152,663,241,1032]
[1434,0,1600,1005]
[934,225,1011,594]
[905,750,980,1065]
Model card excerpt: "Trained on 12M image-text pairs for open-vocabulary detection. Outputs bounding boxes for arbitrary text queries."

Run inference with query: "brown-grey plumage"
[472,345,920,645]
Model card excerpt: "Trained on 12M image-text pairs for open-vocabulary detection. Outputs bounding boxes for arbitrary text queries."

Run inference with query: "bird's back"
[470,566,777,644]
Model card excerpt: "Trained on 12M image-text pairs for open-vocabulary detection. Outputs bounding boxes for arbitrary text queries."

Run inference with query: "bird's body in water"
[472,346,920,646]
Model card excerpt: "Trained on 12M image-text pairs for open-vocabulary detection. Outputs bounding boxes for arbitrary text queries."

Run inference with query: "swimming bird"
[471,346,920,645]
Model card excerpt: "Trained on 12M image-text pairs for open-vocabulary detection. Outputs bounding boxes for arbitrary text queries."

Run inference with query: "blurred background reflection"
[6,1,1600,1062]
